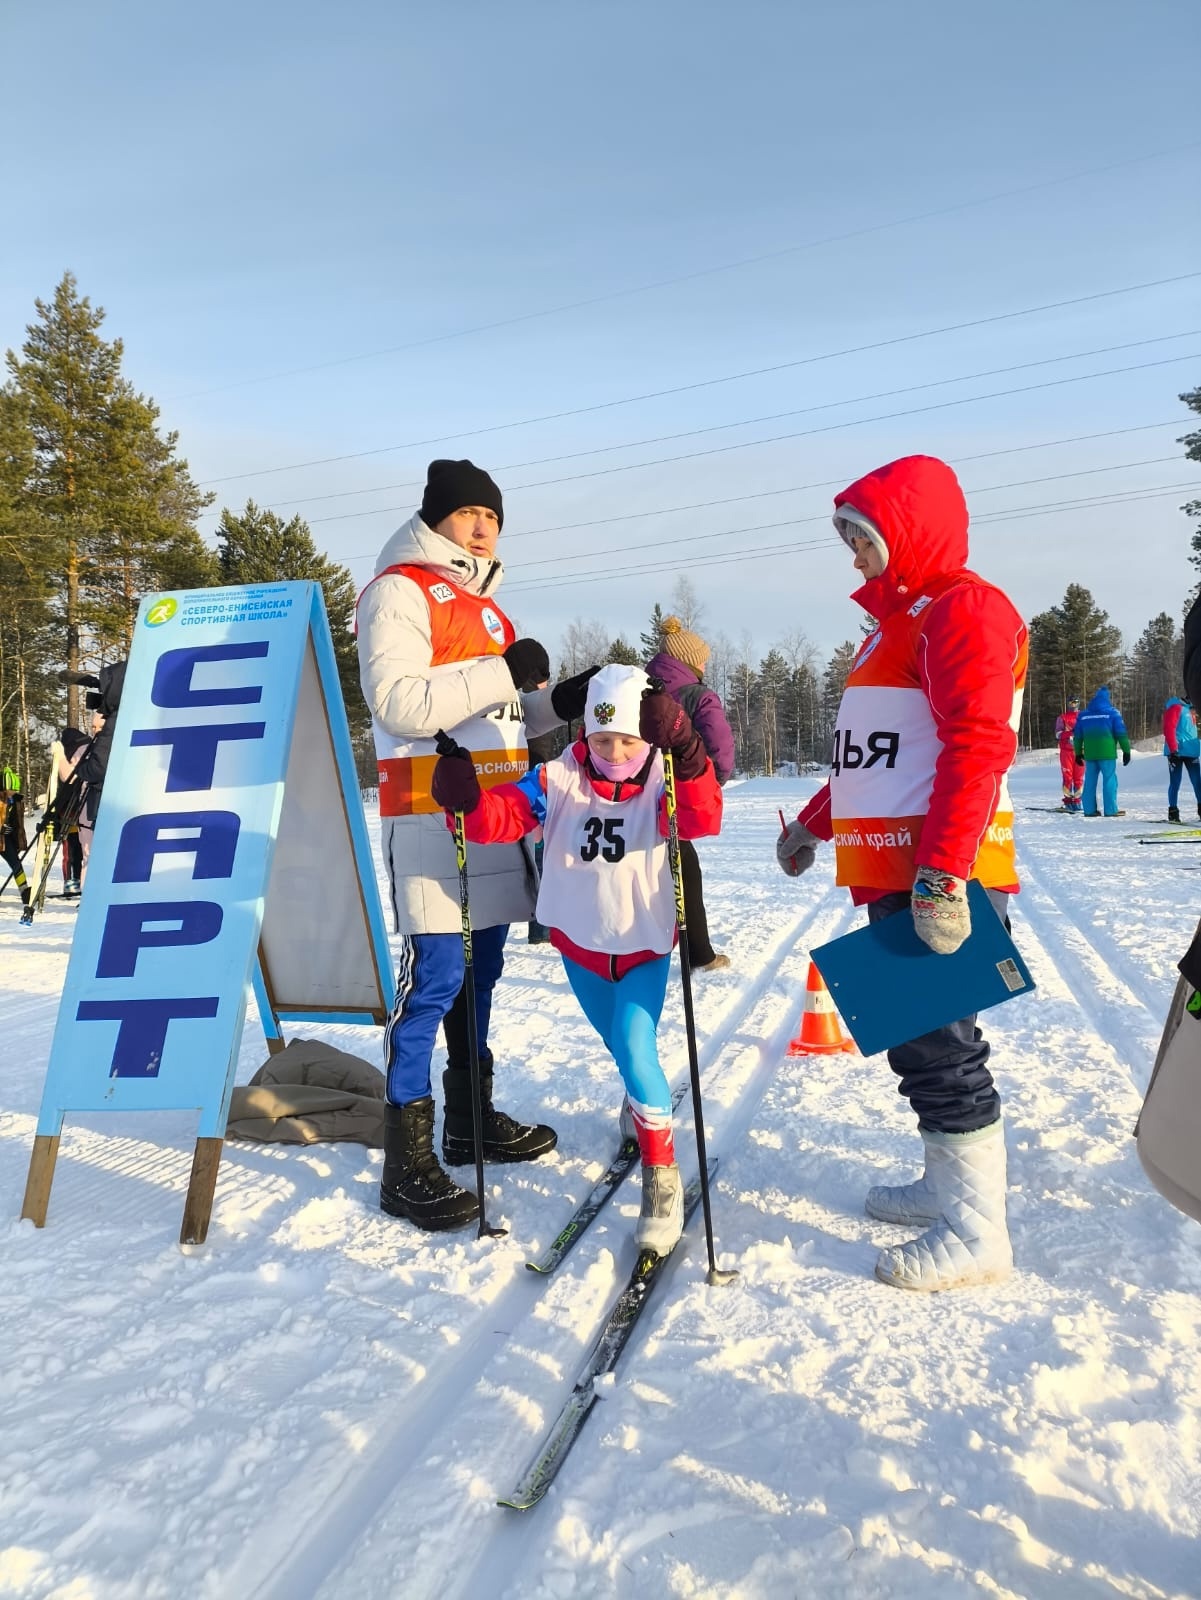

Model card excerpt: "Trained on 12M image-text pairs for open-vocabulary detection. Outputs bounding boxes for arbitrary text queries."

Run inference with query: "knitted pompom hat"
[660,615,709,674]
[584,664,651,738]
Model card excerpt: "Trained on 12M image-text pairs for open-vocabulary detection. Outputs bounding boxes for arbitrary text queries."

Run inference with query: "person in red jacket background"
[1055,697,1084,812]
[777,455,1027,1293]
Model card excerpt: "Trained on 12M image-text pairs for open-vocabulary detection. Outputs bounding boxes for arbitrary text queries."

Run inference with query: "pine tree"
[215,500,365,737]
[639,602,666,659]
[1024,584,1123,748]
[1127,612,1181,739]
[823,641,857,731]
[4,273,216,723]
[606,635,642,666]
[0,387,59,775]
[756,648,791,771]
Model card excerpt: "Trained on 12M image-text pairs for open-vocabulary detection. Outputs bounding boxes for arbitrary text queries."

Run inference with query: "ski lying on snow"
[526,1080,688,1276]
[1136,835,1201,846]
[500,1163,715,1511]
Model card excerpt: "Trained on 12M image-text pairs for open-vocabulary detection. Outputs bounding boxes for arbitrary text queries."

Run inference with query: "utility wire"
[196,270,1201,489]
[239,347,1196,534]
[504,484,1196,595]
[335,329,1201,493]
[320,421,1195,558]
[282,333,1194,531]
[508,423,1190,539]
[174,139,1201,405]
[308,353,1201,537]
[504,460,1189,577]
[498,353,1200,495]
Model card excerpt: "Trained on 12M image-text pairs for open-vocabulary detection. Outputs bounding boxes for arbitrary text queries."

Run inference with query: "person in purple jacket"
[646,616,735,971]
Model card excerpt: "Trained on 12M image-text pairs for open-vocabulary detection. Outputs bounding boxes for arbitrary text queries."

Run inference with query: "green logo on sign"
[145,597,178,627]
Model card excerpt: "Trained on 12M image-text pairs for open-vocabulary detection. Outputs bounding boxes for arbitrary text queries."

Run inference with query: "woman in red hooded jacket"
[777,455,1027,1293]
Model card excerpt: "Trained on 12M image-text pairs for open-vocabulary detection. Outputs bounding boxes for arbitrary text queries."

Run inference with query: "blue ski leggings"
[562,955,673,1119]
[383,924,508,1105]
[1167,756,1201,809]
[1082,758,1119,816]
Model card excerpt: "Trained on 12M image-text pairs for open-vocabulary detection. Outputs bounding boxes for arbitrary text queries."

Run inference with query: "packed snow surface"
[2,754,1199,1599]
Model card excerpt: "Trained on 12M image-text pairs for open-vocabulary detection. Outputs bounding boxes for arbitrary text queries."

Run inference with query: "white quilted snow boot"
[635,1162,684,1255]
[875,1121,1012,1291]
[865,1154,941,1225]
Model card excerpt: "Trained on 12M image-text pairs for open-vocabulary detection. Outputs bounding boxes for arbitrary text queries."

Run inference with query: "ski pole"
[662,750,738,1287]
[21,780,86,925]
[438,733,507,1241]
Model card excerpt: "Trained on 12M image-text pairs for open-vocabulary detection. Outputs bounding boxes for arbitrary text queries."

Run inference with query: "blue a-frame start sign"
[21,581,395,1244]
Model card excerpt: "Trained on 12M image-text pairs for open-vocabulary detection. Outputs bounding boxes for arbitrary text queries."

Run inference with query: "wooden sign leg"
[180,1137,223,1245]
[21,1134,62,1227]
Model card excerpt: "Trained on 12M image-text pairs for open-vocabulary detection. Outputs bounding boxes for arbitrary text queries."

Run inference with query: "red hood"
[836,455,969,618]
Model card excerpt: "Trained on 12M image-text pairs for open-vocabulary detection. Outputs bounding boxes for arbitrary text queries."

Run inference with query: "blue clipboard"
[809,880,1035,1057]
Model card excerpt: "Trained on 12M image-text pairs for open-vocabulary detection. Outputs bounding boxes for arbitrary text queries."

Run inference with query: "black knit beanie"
[420,459,504,532]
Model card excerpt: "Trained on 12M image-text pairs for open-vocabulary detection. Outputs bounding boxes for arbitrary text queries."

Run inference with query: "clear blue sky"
[3,0,1199,662]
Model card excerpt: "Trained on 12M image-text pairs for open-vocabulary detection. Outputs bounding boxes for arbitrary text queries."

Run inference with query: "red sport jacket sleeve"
[458,770,544,845]
[916,583,1026,879]
[658,758,723,840]
[1164,702,1182,753]
[797,782,833,841]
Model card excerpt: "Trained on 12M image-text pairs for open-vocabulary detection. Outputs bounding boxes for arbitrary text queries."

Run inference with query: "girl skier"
[430,664,723,1254]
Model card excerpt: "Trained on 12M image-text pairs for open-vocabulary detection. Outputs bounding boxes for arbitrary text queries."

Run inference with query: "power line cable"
[505,459,1188,577]
[320,421,1195,559]
[196,269,1201,489]
[507,422,1191,538]
[286,330,1193,529]
[498,353,1200,495]
[234,347,1199,538]
[504,484,1196,596]
[316,354,1201,536]
[173,139,1201,405]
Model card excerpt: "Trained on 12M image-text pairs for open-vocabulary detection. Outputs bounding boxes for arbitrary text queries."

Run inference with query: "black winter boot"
[1169,806,1181,822]
[380,1098,480,1231]
[441,1069,558,1165]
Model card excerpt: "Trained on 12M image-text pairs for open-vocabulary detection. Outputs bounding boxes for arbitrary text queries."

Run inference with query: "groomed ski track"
[230,882,859,1600]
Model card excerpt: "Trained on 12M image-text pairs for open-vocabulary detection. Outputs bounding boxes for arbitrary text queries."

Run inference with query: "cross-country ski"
[503,1164,715,1510]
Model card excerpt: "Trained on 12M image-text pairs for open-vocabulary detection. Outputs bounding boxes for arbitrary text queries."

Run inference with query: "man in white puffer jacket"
[357,458,597,1231]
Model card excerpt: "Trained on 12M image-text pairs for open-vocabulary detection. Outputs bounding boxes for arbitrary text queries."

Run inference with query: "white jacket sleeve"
[357,574,517,738]
[522,685,564,739]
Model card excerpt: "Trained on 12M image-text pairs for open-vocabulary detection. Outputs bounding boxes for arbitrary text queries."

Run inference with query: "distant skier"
[776,454,1027,1292]
[1055,696,1084,812]
[1072,685,1131,818]
[1162,696,1201,823]
[430,665,722,1255]
[1,763,31,909]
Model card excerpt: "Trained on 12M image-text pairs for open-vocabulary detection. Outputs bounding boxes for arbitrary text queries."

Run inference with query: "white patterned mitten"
[911,864,970,955]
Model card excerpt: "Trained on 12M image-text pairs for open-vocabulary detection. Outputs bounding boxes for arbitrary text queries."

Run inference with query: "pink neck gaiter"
[587,741,651,783]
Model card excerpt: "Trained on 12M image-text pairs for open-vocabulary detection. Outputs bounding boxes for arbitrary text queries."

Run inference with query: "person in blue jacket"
[1162,696,1201,822]
[1072,685,1132,818]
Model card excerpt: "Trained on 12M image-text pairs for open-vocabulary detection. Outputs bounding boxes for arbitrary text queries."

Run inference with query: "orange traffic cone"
[786,961,856,1055]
